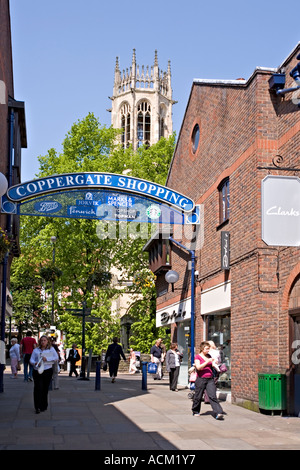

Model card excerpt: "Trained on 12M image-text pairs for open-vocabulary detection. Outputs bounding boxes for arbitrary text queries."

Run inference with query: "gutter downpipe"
[169,237,195,366]
[0,109,14,393]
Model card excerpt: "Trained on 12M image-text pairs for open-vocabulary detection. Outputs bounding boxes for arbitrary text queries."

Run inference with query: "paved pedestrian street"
[0,369,300,452]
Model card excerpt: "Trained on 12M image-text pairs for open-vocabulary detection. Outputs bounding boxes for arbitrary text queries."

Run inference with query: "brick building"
[145,43,300,414]
[0,0,27,391]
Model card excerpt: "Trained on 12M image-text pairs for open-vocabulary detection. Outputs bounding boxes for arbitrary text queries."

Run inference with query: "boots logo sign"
[156,299,191,327]
[262,175,300,247]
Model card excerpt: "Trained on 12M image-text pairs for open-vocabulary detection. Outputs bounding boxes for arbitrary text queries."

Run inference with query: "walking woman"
[30,336,59,414]
[9,338,20,379]
[105,337,126,383]
[191,341,225,420]
[166,343,182,391]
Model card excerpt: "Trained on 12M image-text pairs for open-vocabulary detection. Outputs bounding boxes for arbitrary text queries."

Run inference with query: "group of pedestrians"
[9,332,225,420]
[9,330,37,381]
[8,332,81,414]
[149,337,225,420]
[150,338,183,392]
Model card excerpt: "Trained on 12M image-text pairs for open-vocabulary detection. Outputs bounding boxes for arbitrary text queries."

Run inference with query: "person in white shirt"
[9,338,20,378]
[30,335,59,414]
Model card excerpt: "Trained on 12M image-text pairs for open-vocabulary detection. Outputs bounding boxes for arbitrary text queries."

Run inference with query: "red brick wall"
[0,0,14,233]
[157,44,300,406]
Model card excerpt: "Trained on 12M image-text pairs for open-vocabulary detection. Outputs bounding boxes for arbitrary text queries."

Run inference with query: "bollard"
[142,361,148,390]
[95,361,101,391]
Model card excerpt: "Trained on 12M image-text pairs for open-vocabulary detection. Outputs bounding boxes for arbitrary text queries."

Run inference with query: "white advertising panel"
[156,298,191,327]
[262,175,300,247]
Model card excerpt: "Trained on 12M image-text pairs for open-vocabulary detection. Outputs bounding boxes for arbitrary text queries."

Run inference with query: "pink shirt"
[195,354,213,378]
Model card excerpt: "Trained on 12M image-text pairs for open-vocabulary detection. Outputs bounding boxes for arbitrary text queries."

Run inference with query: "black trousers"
[69,361,78,376]
[32,368,53,411]
[108,359,120,377]
[192,377,224,416]
[169,366,180,390]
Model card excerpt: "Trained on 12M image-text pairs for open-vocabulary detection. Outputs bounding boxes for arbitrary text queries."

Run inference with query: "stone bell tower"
[109,49,175,150]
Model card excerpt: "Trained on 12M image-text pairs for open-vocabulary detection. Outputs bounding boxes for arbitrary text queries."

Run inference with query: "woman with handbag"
[191,341,225,420]
[166,343,182,391]
[30,336,59,414]
[105,337,126,383]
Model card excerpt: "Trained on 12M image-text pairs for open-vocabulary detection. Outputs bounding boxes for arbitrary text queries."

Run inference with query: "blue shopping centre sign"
[1,172,198,225]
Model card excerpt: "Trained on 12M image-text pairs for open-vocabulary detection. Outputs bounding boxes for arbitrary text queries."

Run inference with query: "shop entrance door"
[290,314,300,416]
[177,320,190,386]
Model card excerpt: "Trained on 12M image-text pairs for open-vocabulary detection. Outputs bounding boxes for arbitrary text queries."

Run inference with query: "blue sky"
[9,0,299,182]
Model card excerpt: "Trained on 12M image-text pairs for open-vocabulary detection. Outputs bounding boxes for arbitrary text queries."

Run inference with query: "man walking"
[20,331,37,382]
[67,344,81,377]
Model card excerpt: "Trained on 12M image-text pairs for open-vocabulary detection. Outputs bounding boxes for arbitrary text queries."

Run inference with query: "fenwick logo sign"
[262,175,300,247]
[7,172,194,212]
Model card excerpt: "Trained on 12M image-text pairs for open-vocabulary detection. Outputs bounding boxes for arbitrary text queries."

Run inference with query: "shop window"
[207,312,231,389]
[218,178,230,225]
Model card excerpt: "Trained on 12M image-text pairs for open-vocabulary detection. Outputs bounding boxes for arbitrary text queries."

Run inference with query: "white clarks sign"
[156,298,191,327]
[262,175,300,246]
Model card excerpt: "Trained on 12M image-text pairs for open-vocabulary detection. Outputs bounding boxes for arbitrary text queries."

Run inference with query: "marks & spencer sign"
[262,175,300,247]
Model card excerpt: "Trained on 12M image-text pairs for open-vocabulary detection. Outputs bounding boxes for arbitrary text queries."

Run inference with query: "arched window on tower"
[120,103,131,148]
[137,100,151,148]
[159,104,167,139]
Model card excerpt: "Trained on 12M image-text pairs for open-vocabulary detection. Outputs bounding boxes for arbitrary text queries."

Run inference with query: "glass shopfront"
[177,320,191,386]
[207,312,231,389]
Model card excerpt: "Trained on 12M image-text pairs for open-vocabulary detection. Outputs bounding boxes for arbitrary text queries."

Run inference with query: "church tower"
[109,50,175,150]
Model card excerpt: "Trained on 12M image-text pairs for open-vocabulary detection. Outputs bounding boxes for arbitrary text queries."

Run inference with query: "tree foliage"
[11,113,175,353]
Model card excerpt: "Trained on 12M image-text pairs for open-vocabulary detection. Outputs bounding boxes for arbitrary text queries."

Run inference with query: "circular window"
[192,124,200,154]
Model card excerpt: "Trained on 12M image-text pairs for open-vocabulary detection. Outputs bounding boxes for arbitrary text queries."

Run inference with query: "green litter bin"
[258,374,287,415]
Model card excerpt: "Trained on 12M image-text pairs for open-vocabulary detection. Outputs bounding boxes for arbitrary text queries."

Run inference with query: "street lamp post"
[50,236,56,326]
[167,237,196,366]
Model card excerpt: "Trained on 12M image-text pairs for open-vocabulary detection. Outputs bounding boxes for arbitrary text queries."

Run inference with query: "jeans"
[192,377,224,416]
[23,354,33,381]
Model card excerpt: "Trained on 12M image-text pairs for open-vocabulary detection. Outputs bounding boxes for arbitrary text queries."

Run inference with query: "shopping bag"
[148,362,158,374]
[189,372,197,382]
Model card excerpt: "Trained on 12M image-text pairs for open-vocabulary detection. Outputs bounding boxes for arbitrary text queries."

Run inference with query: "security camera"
[290,53,300,86]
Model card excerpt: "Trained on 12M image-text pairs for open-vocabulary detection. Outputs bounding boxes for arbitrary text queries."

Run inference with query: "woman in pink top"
[191,341,224,419]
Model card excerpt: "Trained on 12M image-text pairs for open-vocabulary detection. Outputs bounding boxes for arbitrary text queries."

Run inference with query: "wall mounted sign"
[221,231,230,270]
[262,175,300,246]
[156,298,191,327]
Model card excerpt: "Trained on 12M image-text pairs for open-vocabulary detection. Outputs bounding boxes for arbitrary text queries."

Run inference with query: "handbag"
[189,371,197,382]
[148,362,158,374]
[37,357,44,374]
[219,363,227,373]
[102,361,107,371]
